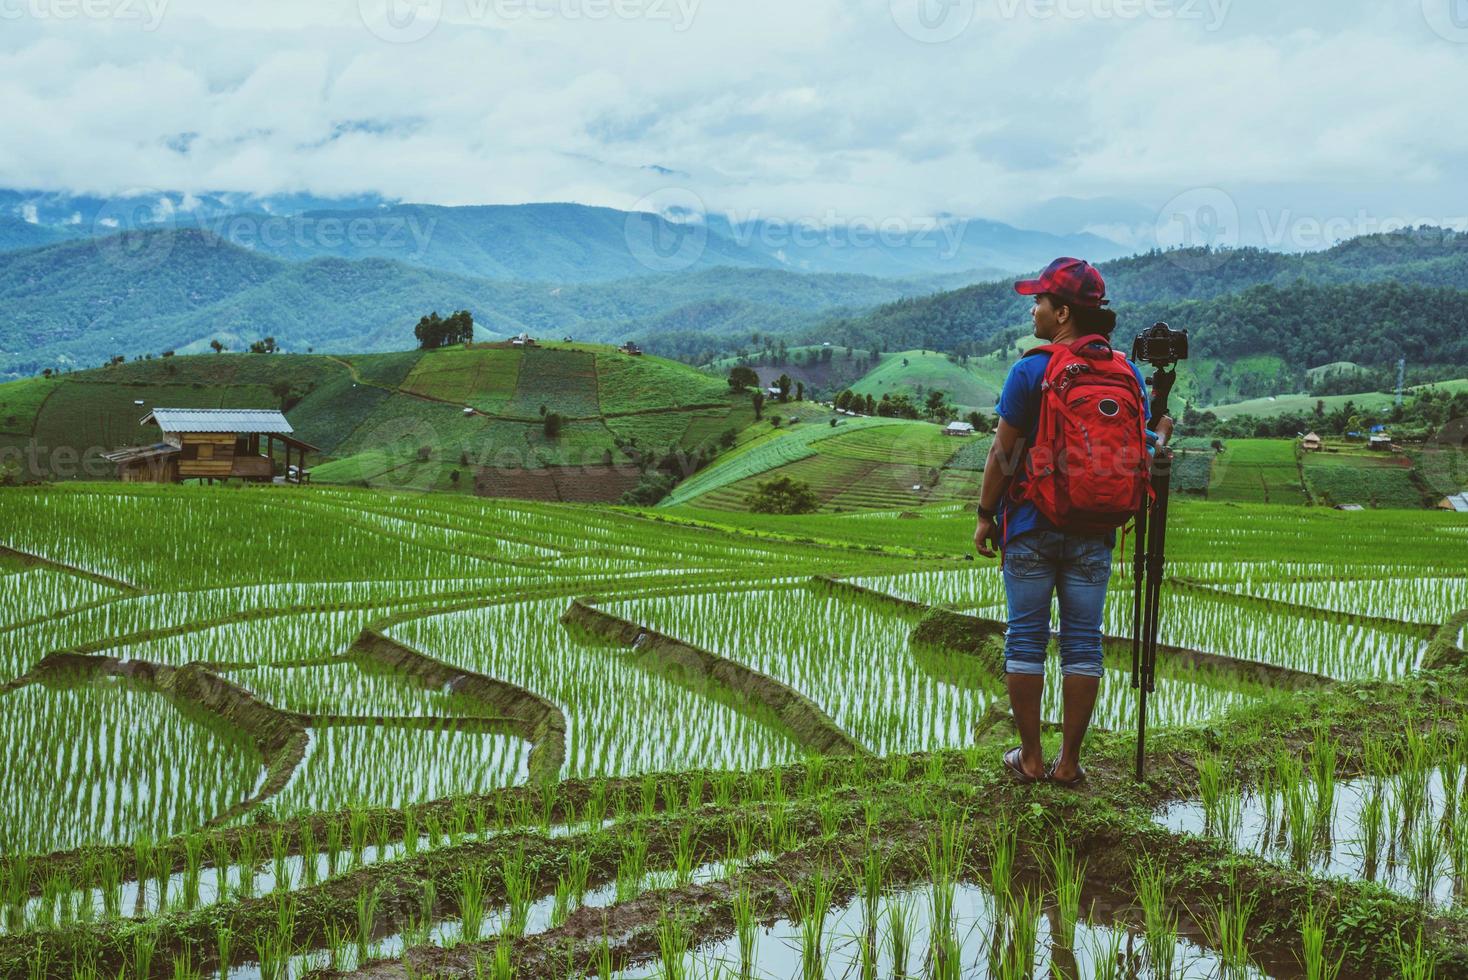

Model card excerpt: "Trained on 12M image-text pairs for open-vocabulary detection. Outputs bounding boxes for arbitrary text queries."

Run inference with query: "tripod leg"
[1136,467,1174,782]
[1130,498,1149,687]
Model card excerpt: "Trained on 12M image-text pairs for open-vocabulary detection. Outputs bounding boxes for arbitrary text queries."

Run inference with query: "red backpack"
[1007,334,1153,534]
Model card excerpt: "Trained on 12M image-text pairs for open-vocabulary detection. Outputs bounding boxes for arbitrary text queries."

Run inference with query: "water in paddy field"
[1156,763,1468,908]
[612,587,1253,750]
[0,677,263,855]
[614,881,1265,979]
[1206,576,1468,626]
[218,850,767,979]
[392,599,801,778]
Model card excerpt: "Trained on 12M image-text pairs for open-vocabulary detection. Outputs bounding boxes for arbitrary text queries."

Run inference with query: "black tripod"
[1129,323,1188,782]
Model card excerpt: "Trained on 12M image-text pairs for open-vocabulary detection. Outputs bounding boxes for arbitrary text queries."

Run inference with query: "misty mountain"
[0,229,972,378]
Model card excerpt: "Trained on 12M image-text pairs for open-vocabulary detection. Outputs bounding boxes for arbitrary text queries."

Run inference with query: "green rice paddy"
[0,483,1464,978]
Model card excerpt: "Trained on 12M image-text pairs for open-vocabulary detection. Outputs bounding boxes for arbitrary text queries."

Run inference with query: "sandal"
[1003,746,1042,784]
[1046,757,1087,788]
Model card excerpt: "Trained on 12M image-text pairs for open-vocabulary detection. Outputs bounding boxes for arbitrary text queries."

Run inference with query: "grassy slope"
[661,414,974,512]
[848,350,1008,412]
[0,345,749,497]
[1205,378,1468,420]
[1206,438,1307,505]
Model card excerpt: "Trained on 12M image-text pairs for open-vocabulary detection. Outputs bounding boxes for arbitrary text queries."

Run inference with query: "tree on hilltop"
[728,365,759,392]
[745,476,818,514]
[415,310,474,350]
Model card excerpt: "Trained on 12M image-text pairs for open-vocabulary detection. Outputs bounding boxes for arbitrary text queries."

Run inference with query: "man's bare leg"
[1006,673,1046,779]
[1054,674,1100,780]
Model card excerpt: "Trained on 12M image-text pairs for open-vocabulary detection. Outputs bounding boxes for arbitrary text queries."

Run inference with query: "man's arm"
[973,418,1027,559]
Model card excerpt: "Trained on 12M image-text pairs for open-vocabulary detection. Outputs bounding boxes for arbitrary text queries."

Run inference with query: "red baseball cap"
[1014,257,1108,308]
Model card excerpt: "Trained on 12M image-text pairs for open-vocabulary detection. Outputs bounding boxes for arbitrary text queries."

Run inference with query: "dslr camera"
[1132,321,1189,368]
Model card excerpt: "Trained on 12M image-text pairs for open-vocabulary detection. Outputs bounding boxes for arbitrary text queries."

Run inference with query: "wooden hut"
[1300,432,1322,451]
[104,408,318,484]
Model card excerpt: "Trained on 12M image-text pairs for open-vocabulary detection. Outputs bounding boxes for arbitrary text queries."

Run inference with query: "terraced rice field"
[1,483,1466,978]
[1206,439,1309,505]
[665,418,979,513]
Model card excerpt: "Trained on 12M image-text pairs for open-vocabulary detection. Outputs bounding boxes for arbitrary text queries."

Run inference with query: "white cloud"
[0,0,1462,241]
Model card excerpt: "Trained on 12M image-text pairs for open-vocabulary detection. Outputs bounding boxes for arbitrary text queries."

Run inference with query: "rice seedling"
[1395,926,1437,980]
[784,865,837,980]
[674,823,698,887]
[456,865,488,943]
[214,918,234,978]
[732,883,758,974]
[1134,855,1177,980]
[656,907,690,980]
[1046,836,1087,943]
[1299,900,1343,980]
[987,818,1017,912]
[885,891,915,978]
[1205,869,1258,979]
[503,850,534,938]
[355,884,380,963]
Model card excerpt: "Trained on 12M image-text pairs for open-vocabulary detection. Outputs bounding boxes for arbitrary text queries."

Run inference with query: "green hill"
[1199,378,1468,420]
[0,343,750,503]
[661,413,983,512]
[847,350,1008,412]
[800,229,1468,397]
[0,230,962,380]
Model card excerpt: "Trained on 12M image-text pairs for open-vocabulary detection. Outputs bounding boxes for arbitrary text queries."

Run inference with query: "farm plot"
[399,348,522,414]
[1204,575,1468,625]
[690,455,886,512]
[0,375,59,435]
[1,483,1465,980]
[596,352,727,413]
[1302,450,1425,508]
[1206,439,1307,505]
[660,417,898,507]
[1100,589,1426,680]
[505,349,600,419]
[0,677,263,854]
[392,599,801,777]
[271,724,530,814]
[1159,724,1468,909]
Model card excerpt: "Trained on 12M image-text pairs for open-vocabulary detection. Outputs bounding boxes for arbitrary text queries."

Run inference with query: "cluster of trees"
[1176,386,1468,440]
[744,476,818,514]
[831,387,961,422]
[414,310,474,350]
[833,389,876,415]
[786,229,1468,382]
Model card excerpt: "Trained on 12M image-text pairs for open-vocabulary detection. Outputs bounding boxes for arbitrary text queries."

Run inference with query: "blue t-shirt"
[994,344,1152,549]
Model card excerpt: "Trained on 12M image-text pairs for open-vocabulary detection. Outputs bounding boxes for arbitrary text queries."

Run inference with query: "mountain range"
[0,191,1121,282]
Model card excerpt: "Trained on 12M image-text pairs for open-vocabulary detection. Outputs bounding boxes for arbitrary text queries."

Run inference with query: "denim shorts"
[1001,528,1114,678]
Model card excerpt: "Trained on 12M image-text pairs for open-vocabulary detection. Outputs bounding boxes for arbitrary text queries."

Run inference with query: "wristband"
[976,503,997,522]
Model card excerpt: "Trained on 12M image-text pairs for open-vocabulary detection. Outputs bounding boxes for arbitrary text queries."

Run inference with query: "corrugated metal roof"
[1448,493,1468,513]
[142,408,293,434]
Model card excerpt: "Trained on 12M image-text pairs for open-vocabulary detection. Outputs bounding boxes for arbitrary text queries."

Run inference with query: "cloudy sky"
[2,0,1466,247]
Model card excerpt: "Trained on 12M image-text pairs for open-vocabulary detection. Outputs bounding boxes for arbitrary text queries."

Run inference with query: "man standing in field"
[973,258,1172,785]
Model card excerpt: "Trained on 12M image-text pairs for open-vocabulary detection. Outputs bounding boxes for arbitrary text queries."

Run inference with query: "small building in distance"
[1369,433,1393,451]
[944,421,976,437]
[1300,431,1322,451]
[511,332,538,348]
[619,341,643,356]
[103,408,318,484]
